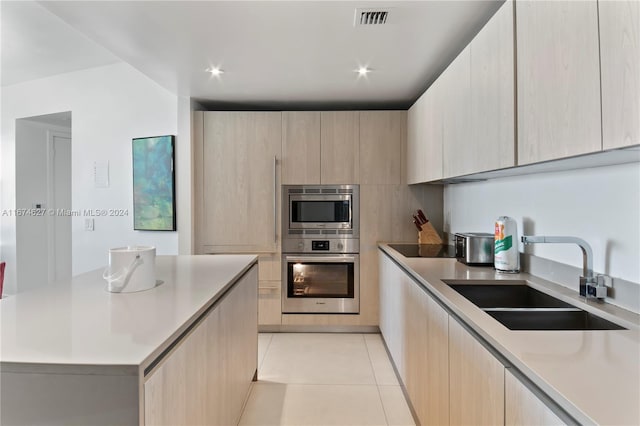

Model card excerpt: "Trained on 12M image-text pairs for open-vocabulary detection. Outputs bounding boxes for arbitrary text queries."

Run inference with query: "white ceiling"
[0,1,119,87]
[3,0,503,109]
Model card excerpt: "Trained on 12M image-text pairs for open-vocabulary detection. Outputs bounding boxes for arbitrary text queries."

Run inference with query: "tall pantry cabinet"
[193,111,282,327]
[198,111,282,253]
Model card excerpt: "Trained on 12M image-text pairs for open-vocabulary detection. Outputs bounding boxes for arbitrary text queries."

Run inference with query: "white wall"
[444,162,640,285]
[1,62,180,295]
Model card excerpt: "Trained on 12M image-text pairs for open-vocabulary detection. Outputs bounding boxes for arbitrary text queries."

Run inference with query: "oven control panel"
[312,240,330,251]
[282,238,359,254]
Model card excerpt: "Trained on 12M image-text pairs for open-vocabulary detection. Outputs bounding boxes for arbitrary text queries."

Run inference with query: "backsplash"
[443,162,640,293]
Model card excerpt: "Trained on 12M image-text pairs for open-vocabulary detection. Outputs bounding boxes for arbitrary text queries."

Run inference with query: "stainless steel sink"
[485,310,625,331]
[444,280,574,309]
[442,279,626,331]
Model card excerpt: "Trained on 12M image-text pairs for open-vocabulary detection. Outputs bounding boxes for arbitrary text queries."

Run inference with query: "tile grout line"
[256,333,275,376]
[364,334,392,426]
[246,382,382,387]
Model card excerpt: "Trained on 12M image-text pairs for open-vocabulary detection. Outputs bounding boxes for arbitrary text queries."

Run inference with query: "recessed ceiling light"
[355,66,371,77]
[207,66,224,77]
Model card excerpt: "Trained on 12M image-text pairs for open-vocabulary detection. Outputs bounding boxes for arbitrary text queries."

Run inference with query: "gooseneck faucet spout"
[521,235,605,300]
[521,236,593,278]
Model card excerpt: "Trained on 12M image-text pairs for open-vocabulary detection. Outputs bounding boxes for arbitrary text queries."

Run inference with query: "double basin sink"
[443,280,625,331]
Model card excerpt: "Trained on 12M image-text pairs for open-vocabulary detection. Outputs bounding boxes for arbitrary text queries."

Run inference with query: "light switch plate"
[84,218,94,231]
[94,160,109,188]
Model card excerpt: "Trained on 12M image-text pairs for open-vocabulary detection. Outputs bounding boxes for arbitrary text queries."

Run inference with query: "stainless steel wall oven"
[282,185,359,314]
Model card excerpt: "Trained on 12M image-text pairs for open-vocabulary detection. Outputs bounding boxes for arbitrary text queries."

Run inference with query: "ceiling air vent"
[354,8,390,26]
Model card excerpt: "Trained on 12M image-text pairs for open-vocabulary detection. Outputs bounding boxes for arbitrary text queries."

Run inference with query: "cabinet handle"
[259,285,280,292]
[273,155,277,244]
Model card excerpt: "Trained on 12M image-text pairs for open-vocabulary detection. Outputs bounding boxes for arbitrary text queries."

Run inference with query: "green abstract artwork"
[132,135,176,231]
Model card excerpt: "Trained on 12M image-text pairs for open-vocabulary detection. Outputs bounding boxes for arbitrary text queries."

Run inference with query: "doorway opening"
[15,111,71,290]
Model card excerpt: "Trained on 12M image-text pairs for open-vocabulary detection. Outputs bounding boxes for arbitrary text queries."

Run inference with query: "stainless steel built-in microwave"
[282,184,360,239]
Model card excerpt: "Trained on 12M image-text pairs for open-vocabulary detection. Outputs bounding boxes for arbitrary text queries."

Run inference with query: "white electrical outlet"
[85,218,94,231]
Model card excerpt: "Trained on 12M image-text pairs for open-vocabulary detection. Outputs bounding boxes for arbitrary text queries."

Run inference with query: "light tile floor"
[238,333,415,426]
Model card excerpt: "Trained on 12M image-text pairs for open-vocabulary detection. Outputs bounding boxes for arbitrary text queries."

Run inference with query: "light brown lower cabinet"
[505,369,565,425]
[449,318,505,425]
[144,266,258,425]
[403,273,449,425]
[379,252,449,425]
[258,254,282,326]
[379,250,575,426]
[259,281,282,326]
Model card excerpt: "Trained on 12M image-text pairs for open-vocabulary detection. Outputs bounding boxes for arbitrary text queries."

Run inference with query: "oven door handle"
[284,255,357,263]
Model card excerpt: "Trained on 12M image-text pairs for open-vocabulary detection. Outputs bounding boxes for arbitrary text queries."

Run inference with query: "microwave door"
[289,197,352,229]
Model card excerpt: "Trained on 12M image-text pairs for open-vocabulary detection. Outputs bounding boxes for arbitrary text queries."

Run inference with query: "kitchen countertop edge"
[378,243,640,426]
[0,255,259,375]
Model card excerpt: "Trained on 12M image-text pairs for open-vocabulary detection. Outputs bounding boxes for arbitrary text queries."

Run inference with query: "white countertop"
[0,255,257,372]
[379,244,640,426]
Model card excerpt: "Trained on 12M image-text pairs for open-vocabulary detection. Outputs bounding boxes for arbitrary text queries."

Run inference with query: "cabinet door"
[505,369,565,425]
[193,111,205,253]
[469,0,515,174]
[218,266,259,425]
[202,112,281,251]
[427,78,445,181]
[599,0,640,150]
[403,278,449,425]
[360,111,403,185]
[144,266,258,426]
[378,251,405,374]
[320,111,359,184]
[144,316,206,425]
[282,111,321,184]
[449,318,504,425]
[516,0,601,164]
[258,254,281,325]
[407,92,428,184]
[258,281,282,326]
[442,45,471,178]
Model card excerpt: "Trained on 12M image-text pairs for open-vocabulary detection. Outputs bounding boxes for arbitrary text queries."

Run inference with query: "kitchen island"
[0,255,258,426]
[379,243,640,425]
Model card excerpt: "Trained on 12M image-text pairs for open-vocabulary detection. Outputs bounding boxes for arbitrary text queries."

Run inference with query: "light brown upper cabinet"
[201,111,282,252]
[599,0,640,150]
[282,111,360,185]
[407,83,444,184]
[360,111,404,185]
[469,0,515,174]
[407,92,428,184]
[320,111,360,184]
[427,78,445,182]
[282,111,321,184]
[516,0,602,164]
[442,45,472,178]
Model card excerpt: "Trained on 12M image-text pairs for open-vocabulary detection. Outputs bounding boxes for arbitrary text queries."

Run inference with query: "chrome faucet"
[521,236,606,300]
